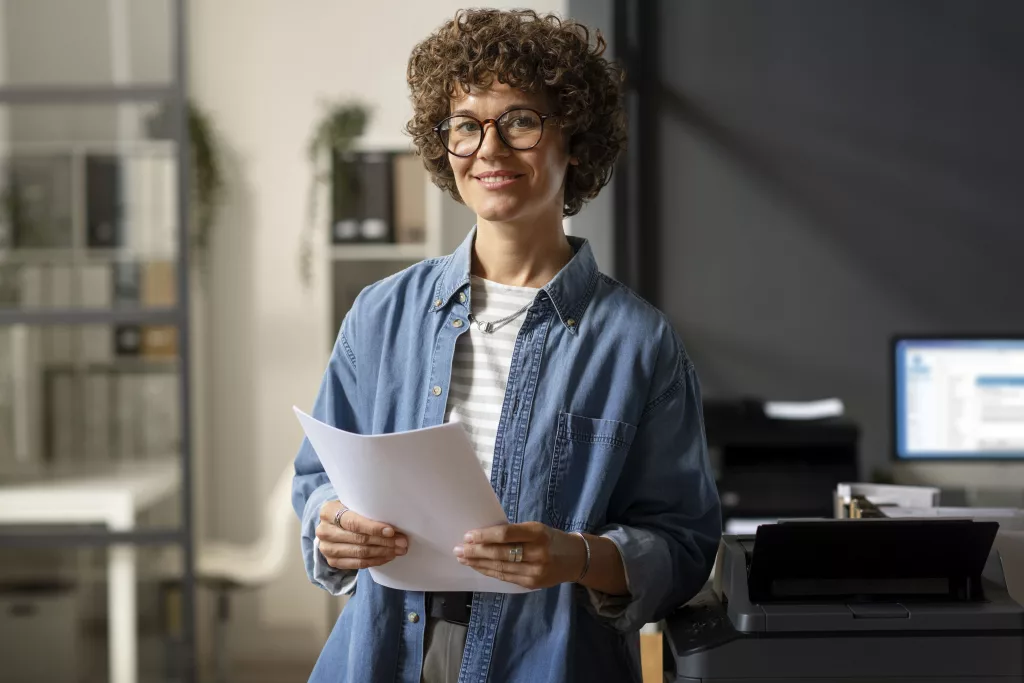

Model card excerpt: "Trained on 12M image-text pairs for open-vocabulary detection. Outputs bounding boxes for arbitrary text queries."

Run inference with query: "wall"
[655,1,1024,487]
[188,0,570,664]
[565,0,615,274]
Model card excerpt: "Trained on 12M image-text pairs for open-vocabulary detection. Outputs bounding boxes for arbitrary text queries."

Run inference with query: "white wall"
[188,0,568,664]
[564,0,615,275]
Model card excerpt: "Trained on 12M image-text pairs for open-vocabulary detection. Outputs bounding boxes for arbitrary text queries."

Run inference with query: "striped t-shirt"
[445,275,539,479]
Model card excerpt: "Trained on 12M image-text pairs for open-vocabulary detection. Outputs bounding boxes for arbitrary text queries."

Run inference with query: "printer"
[664,518,1024,682]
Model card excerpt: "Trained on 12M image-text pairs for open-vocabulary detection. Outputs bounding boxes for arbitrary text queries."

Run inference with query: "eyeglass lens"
[439,109,544,156]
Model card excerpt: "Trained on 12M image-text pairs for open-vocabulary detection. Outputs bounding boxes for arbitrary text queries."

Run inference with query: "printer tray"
[665,588,1024,682]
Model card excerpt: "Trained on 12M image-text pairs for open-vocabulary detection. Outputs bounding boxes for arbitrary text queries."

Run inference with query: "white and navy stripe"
[444,276,538,479]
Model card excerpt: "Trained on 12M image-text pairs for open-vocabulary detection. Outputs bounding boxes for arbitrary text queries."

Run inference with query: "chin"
[469,198,528,224]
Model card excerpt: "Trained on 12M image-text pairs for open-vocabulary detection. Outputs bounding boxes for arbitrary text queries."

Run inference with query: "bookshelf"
[327,138,474,337]
[0,1,197,682]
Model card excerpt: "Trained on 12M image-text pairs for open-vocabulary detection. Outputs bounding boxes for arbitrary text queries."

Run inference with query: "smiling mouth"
[474,173,524,186]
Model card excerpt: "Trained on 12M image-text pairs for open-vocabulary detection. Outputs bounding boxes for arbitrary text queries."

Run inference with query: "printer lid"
[719,519,1024,633]
[748,518,996,603]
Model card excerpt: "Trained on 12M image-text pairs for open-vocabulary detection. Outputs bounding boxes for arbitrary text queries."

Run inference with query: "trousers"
[421,616,469,683]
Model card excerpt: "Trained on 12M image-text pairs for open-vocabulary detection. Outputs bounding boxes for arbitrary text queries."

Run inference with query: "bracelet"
[570,531,591,582]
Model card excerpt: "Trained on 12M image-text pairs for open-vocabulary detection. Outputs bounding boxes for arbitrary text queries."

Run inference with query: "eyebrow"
[450,103,537,118]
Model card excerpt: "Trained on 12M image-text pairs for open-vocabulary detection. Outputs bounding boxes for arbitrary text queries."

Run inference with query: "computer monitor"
[893,336,1024,460]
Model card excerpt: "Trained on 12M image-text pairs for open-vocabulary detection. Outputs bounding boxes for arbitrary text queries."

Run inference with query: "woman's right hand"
[316,500,409,570]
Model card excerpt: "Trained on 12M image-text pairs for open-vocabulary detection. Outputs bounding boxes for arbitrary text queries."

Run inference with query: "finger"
[338,509,399,539]
[317,524,407,549]
[464,522,544,545]
[319,501,404,542]
[456,542,547,563]
[321,542,402,561]
[327,554,398,571]
[458,557,540,577]
[463,561,533,587]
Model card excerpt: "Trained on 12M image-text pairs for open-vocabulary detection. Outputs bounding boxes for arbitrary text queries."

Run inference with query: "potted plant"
[146,101,225,260]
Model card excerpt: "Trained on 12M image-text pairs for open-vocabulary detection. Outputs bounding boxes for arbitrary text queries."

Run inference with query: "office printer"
[664,519,1024,682]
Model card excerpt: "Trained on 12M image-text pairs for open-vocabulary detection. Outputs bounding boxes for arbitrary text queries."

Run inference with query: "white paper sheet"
[763,397,844,420]
[293,407,530,593]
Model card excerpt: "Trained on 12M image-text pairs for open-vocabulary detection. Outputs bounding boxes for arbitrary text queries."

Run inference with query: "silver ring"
[512,543,524,563]
[508,545,516,562]
[333,505,349,527]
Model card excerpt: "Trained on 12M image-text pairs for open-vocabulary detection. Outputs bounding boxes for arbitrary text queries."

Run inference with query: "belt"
[426,591,473,626]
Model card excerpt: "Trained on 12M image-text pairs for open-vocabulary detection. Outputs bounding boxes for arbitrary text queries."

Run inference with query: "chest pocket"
[545,412,637,532]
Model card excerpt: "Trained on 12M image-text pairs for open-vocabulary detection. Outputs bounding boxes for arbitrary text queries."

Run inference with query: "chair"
[161,464,295,683]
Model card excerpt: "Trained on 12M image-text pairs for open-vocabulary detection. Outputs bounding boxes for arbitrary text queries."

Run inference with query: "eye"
[454,120,480,133]
[508,115,539,129]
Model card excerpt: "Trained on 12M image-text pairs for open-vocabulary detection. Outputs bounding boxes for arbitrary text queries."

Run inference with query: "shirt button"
[458,292,467,304]
[567,318,577,327]
[432,386,442,396]
[453,319,464,328]
[434,298,442,308]
[408,612,420,624]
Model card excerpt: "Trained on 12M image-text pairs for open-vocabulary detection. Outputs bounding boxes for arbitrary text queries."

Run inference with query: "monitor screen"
[894,337,1024,460]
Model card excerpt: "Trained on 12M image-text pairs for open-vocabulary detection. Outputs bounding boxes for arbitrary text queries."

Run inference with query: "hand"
[316,500,409,570]
[454,522,585,590]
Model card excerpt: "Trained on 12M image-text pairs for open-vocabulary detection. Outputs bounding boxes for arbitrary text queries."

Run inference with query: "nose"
[476,120,509,160]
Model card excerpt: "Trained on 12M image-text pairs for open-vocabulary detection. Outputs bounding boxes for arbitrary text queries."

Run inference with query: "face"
[444,81,575,226]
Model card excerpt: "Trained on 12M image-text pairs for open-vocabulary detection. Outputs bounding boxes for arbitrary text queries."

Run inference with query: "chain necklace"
[468,301,532,334]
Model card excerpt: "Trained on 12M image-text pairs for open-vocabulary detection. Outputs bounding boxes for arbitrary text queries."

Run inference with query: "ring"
[333,505,349,527]
[511,543,523,563]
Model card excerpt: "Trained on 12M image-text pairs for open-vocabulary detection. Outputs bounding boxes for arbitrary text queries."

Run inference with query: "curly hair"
[405,8,627,217]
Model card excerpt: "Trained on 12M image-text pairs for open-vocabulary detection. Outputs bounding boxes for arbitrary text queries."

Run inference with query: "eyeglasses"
[433,108,556,158]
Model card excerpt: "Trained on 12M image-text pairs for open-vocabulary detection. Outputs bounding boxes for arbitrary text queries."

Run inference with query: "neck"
[472,216,574,289]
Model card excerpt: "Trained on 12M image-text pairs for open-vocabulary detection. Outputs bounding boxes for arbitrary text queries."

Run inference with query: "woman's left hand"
[454,522,585,589]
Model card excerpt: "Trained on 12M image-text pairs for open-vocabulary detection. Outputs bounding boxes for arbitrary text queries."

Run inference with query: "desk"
[0,461,181,683]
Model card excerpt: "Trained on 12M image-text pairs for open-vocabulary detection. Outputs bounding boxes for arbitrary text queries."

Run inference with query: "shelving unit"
[327,138,475,337]
[0,1,196,682]
[330,242,428,262]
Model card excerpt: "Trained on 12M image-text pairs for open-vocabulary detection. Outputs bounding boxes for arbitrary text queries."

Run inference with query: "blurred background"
[0,0,1022,682]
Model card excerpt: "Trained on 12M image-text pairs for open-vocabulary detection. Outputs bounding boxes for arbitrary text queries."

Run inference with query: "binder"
[86,154,122,248]
[392,153,427,244]
[331,151,395,243]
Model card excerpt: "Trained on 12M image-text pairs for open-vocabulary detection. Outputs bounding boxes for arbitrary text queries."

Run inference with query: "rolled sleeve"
[292,310,363,596]
[584,525,665,624]
[585,334,722,633]
[301,481,357,595]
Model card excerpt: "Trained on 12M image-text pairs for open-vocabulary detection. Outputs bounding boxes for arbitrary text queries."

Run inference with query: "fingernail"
[396,537,408,549]
[463,532,475,543]
[453,545,464,557]
[382,527,395,538]
[457,557,467,565]
[396,547,407,555]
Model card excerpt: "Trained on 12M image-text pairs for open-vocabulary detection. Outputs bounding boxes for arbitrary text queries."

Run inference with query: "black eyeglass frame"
[432,108,558,158]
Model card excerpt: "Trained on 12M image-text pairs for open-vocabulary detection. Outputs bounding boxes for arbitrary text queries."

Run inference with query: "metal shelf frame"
[0,1,196,681]
[0,307,183,326]
[0,85,176,105]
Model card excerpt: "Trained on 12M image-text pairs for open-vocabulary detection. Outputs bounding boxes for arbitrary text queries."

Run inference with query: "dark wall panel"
[656,0,1024,474]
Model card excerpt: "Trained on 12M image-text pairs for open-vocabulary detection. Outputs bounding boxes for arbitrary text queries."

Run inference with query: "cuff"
[313,537,359,596]
[584,532,633,618]
[300,482,357,595]
[582,524,671,633]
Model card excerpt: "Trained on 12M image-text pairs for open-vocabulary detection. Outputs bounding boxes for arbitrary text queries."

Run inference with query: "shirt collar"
[432,226,599,335]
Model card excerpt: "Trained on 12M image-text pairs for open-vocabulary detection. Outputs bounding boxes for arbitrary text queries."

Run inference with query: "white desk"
[0,460,181,683]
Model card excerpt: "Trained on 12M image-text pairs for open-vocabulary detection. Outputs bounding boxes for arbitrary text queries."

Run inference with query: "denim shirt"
[291,228,722,683]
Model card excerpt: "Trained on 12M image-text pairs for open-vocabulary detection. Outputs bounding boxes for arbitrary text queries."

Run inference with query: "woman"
[292,9,721,683]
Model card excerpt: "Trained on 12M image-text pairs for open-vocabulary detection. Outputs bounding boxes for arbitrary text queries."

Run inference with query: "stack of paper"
[294,407,530,593]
